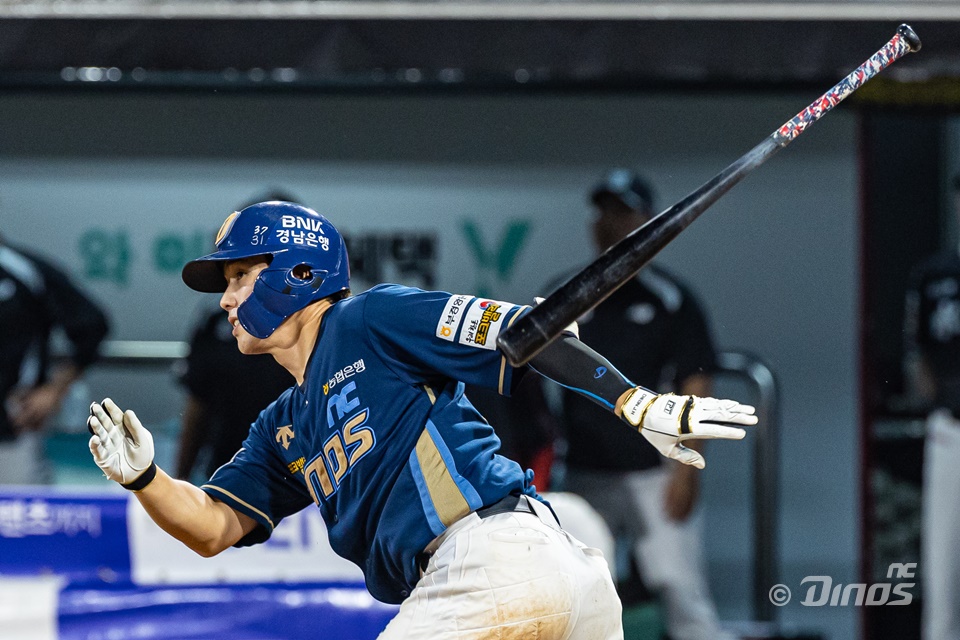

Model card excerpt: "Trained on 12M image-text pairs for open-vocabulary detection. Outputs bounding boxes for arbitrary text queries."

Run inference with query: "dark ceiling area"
[0,17,958,95]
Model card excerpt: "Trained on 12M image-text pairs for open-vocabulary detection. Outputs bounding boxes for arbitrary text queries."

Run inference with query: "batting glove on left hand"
[617,389,757,469]
[88,398,157,490]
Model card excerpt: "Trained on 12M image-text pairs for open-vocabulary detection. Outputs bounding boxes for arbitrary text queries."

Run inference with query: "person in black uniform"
[903,175,960,640]
[174,193,296,482]
[0,235,109,484]
[174,303,294,481]
[559,170,731,640]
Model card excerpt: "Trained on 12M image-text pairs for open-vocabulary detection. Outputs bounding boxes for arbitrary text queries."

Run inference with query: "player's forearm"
[528,334,638,412]
[48,363,82,393]
[134,467,247,557]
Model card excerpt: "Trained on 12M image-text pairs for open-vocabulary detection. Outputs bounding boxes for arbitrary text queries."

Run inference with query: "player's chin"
[235,333,268,355]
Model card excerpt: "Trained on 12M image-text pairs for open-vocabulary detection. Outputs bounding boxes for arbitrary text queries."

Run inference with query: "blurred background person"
[903,174,960,640]
[557,169,728,640]
[173,193,296,482]
[0,232,109,484]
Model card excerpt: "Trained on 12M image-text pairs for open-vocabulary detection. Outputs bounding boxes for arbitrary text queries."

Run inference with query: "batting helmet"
[182,201,350,339]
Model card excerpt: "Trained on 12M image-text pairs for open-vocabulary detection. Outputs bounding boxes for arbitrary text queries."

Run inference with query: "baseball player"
[87,201,757,639]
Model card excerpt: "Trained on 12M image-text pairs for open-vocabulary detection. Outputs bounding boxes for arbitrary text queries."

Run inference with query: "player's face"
[592,207,650,252]
[220,257,271,354]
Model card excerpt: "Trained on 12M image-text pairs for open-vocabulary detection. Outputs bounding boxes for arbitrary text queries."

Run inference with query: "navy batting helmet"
[182,201,350,339]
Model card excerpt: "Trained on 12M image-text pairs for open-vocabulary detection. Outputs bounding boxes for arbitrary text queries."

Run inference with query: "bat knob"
[898,24,922,53]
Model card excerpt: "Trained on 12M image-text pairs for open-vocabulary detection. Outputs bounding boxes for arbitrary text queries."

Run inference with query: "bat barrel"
[498,137,780,367]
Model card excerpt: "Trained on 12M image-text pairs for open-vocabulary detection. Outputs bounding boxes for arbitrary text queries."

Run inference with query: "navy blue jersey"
[201,284,537,603]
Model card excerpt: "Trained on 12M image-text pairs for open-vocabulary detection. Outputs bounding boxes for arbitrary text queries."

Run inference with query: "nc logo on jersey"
[302,381,378,506]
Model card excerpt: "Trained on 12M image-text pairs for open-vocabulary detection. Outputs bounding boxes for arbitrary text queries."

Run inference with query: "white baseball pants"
[379,495,623,640]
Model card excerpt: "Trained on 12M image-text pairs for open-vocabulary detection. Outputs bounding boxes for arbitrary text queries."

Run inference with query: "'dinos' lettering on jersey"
[305,407,377,505]
[435,294,471,342]
[301,381,379,504]
[458,299,509,350]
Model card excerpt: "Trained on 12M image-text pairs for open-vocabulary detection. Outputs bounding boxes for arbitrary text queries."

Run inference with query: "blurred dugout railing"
[714,351,780,626]
[97,339,189,365]
[1,0,954,20]
[70,341,781,626]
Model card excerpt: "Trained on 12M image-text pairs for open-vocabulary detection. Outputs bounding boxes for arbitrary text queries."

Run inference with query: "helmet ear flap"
[236,259,331,338]
[257,262,327,294]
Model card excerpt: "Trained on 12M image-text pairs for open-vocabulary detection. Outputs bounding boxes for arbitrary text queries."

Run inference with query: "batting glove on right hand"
[88,398,157,490]
[617,389,757,469]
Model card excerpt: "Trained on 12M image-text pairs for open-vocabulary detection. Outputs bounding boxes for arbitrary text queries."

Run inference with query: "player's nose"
[219,288,236,311]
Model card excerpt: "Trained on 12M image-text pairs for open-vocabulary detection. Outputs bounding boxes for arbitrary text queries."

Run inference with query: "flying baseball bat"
[497,24,921,367]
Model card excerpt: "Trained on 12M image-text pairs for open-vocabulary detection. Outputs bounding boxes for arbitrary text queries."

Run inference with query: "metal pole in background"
[717,351,780,624]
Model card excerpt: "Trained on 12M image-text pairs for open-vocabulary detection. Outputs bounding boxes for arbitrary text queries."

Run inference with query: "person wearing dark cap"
[0,233,109,484]
[903,176,960,640]
[555,169,732,640]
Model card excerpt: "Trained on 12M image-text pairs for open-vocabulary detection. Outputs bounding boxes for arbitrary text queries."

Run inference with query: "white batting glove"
[87,398,157,490]
[617,389,757,469]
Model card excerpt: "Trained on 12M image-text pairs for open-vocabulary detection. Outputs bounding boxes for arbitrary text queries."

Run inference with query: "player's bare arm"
[528,333,756,469]
[88,398,256,556]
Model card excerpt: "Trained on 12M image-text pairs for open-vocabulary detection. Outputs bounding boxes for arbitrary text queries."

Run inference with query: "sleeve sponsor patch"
[458,299,510,350]
[435,294,471,342]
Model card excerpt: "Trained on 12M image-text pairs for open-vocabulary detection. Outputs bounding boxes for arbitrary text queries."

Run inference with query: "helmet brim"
[181,248,268,293]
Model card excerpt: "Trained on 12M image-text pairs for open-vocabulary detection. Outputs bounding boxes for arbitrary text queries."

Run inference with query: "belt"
[475,492,535,519]
[416,493,536,573]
